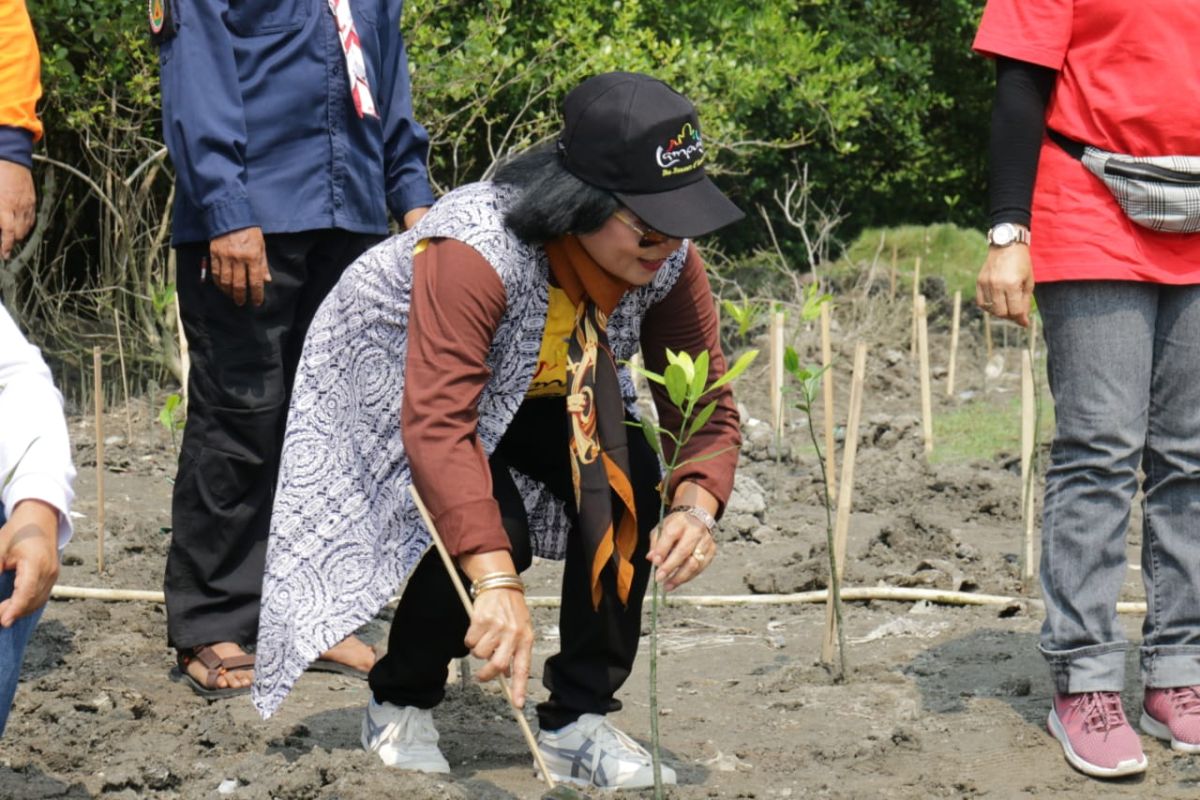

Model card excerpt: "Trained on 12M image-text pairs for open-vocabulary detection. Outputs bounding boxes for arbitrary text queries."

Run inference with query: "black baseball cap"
[557,72,745,239]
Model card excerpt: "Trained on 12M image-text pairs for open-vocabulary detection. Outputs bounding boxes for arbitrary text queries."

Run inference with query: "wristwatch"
[987,223,1031,247]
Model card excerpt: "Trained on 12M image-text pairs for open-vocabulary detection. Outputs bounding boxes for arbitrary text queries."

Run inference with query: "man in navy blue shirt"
[156,0,433,697]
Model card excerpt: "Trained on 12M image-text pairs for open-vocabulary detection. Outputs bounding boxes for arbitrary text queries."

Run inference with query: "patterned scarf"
[544,238,637,608]
[327,0,378,119]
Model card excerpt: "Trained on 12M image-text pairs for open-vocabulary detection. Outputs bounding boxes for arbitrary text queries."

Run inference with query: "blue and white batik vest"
[252,182,689,717]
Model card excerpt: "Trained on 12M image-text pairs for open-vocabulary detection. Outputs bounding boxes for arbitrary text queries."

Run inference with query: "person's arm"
[976,57,1056,327]
[638,244,741,591]
[0,0,41,258]
[401,238,534,705]
[160,0,270,305]
[0,307,75,626]
[379,0,433,225]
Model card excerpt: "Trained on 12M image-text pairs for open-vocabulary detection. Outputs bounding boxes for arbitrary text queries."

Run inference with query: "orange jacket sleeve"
[0,0,43,145]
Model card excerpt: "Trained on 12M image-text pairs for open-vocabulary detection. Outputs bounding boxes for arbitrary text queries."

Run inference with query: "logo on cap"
[148,0,165,33]
[656,123,706,177]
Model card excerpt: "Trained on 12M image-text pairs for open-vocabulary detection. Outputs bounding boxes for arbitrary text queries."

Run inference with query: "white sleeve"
[0,306,76,551]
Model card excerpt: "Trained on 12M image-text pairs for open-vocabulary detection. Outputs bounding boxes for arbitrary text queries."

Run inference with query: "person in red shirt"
[975,0,1200,780]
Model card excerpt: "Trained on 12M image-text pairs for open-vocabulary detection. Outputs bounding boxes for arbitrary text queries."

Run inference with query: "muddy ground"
[0,305,1188,799]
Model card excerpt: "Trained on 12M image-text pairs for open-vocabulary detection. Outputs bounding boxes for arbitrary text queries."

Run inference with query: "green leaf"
[687,399,719,440]
[626,419,662,456]
[626,361,665,386]
[664,362,688,407]
[784,346,800,374]
[689,351,709,402]
[707,349,759,393]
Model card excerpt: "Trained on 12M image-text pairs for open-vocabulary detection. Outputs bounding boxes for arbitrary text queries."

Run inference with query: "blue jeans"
[0,568,44,738]
[1037,280,1200,694]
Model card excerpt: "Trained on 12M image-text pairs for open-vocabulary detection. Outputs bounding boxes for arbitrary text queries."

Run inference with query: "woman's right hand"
[464,585,534,707]
[976,243,1034,327]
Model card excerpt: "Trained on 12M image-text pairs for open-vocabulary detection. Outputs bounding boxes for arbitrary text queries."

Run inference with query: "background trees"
[7,0,992,395]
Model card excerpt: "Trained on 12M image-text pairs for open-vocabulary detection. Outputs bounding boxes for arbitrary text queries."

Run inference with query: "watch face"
[992,224,1016,246]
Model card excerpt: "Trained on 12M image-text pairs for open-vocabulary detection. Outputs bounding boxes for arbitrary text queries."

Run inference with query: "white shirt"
[0,305,75,551]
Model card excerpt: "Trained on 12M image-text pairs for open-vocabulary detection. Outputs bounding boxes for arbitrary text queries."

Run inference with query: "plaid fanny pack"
[1049,129,1200,234]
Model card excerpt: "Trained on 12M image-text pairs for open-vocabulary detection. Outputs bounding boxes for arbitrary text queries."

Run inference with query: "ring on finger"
[691,546,708,564]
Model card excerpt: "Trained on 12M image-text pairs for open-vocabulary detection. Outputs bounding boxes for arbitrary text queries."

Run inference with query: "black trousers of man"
[166,230,383,650]
[369,396,662,731]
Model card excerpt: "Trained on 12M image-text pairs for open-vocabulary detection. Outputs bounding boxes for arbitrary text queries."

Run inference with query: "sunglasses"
[613,210,671,248]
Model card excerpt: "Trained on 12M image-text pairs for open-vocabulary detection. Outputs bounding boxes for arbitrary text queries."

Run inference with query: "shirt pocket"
[226,0,310,36]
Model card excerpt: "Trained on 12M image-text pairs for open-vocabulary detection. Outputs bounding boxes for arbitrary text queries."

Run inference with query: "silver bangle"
[668,504,717,534]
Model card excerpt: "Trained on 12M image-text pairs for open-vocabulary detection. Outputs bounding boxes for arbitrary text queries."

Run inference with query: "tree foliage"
[7,0,993,389]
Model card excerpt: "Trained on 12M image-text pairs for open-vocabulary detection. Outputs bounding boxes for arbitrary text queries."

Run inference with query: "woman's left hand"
[647,509,717,592]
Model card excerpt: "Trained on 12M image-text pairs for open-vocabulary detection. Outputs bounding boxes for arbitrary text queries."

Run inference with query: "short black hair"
[493,143,618,244]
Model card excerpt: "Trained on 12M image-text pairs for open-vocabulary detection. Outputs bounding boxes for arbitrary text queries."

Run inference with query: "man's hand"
[0,160,36,260]
[0,499,60,627]
[976,244,1034,327]
[209,226,271,306]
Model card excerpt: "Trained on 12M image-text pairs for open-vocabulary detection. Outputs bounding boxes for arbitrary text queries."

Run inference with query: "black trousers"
[165,230,383,649]
[368,397,661,731]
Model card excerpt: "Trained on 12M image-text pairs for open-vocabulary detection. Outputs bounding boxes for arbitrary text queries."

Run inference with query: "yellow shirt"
[526,285,574,398]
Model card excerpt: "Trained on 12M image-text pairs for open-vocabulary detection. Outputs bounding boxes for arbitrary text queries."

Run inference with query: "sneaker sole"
[1140,709,1200,754]
[1047,709,1147,778]
[535,767,674,791]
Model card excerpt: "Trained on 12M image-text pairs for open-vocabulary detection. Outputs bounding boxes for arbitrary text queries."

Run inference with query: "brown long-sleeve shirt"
[401,237,741,556]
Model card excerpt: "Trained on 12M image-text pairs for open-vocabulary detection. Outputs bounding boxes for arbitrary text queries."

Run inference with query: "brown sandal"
[173,644,255,699]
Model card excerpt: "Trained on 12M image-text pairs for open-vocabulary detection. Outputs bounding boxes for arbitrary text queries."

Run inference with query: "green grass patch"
[829,223,988,299]
[930,390,1055,465]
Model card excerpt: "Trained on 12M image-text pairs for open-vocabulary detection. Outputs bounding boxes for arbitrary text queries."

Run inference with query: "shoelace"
[1072,692,1126,736]
[578,716,652,764]
[1165,687,1200,716]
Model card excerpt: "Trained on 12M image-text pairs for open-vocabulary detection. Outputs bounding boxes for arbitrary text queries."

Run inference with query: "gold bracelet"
[470,573,525,599]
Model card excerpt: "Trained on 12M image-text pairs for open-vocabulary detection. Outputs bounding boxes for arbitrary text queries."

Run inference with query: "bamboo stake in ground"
[915,295,933,456]
[112,308,133,444]
[408,486,561,793]
[888,243,898,301]
[92,347,106,574]
[174,287,191,412]
[769,310,785,434]
[983,311,994,363]
[822,341,867,675]
[1020,349,1037,586]
[820,303,837,501]
[946,290,962,397]
[909,257,922,357]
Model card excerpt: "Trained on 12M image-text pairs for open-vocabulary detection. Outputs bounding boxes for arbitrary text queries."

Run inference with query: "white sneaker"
[536,714,676,789]
[361,697,451,773]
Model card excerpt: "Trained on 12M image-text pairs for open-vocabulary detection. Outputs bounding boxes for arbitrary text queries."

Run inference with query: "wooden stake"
[769,310,785,434]
[820,303,837,500]
[822,342,867,665]
[174,280,191,412]
[92,347,105,574]
[984,311,994,361]
[888,243,898,301]
[1021,349,1036,586]
[112,307,133,444]
[408,486,559,791]
[916,295,933,455]
[47,583,1154,616]
[946,290,962,397]
[910,257,922,357]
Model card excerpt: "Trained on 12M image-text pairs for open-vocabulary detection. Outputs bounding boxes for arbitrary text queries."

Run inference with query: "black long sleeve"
[988,57,1057,228]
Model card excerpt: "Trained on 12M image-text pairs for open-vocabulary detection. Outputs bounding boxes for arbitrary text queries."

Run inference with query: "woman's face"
[576,210,684,287]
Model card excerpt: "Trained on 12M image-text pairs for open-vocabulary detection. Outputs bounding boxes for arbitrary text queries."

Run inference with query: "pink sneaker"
[1141,686,1200,753]
[1047,692,1148,778]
